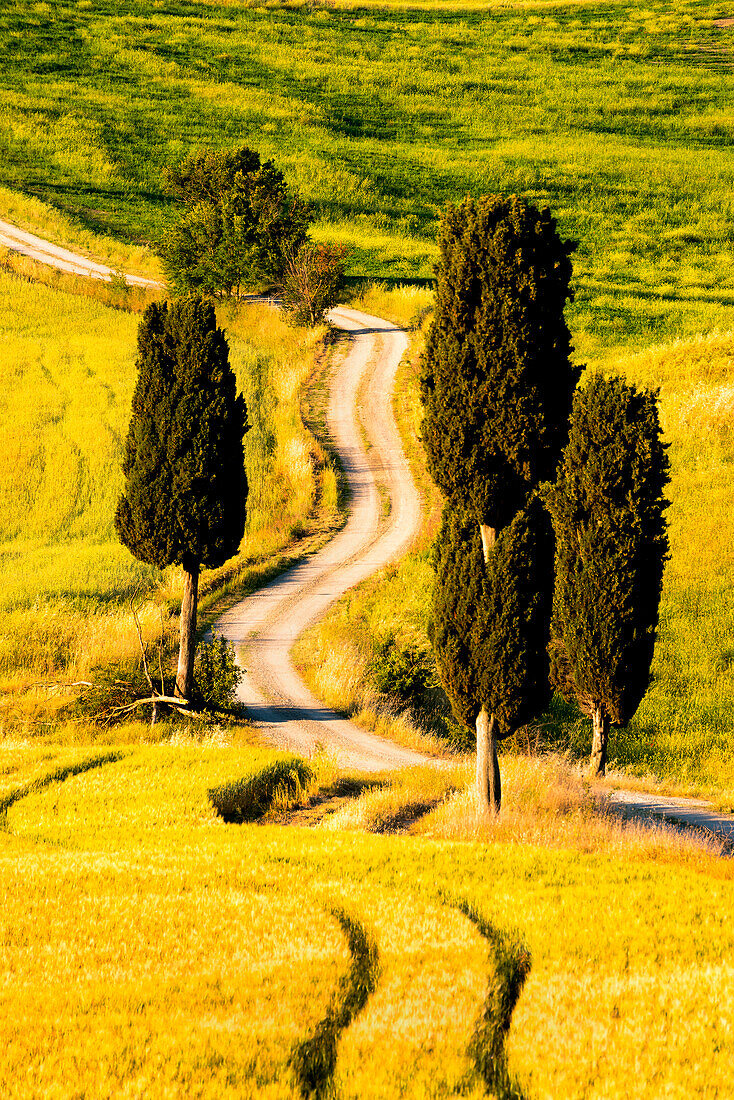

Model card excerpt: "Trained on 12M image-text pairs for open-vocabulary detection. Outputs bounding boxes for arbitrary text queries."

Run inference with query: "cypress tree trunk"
[479,524,496,564]
[590,706,609,777]
[476,526,501,816]
[476,708,501,816]
[489,717,501,814]
[175,564,199,700]
[476,707,491,816]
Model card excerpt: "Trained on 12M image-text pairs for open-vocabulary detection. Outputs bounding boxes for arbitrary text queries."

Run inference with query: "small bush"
[193,636,244,712]
[280,242,349,327]
[208,758,312,822]
[367,634,433,703]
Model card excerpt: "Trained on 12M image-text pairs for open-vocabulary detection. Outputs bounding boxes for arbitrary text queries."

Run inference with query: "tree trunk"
[479,524,496,564]
[590,706,609,778]
[476,708,501,816]
[477,526,500,816]
[489,719,501,814]
[175,563,199,701]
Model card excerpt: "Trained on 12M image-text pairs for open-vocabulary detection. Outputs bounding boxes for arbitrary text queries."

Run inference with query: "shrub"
[208,758,312,822]
[367,634,433,704]
[193,635,244,712]
[280,242,349,327]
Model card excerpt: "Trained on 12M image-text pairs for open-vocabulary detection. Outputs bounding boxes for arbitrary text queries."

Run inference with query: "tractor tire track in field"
[0,751,126,830]
[290,904,380,1100]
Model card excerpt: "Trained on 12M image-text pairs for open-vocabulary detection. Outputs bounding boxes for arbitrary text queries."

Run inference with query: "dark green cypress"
[546,374,670,776]
[421,195,578,814]
[115,296,249,698]
[431,497,554,810]
[421,195,579,534]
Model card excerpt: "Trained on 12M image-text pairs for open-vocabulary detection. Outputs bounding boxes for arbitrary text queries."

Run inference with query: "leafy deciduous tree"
[161,146,310,298]
[280,241,350,327]
[115,296,249,700]
[546,373,670,777]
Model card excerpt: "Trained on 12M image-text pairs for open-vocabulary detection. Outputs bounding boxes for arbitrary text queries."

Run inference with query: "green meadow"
[2,0,734,355]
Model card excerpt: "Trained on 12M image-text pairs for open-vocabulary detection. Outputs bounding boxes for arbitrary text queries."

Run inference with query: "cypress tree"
[546,374,670,777]
[115,296,249,700]
[431,497,554,813]
[421,195,579,551]
[421,195,579,813]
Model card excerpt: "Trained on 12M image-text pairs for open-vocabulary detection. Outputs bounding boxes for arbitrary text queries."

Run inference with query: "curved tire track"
[290,904,380,1099]
[0,751,127,831]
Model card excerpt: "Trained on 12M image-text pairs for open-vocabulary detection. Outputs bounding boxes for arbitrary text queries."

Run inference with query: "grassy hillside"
[2,0,734,355]
[0,742,731,1098]
[0,269,338,732]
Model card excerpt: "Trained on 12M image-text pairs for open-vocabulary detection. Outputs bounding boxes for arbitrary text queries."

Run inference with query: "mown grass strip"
[208,758,313,823]
[290,905,380,1100]
[446,895,531,1100]
[0,750,126,826]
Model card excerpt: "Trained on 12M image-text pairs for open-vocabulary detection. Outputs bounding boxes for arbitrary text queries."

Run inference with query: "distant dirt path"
[0,218,158,287]
[606,788,734,851]
[216,306,429,771]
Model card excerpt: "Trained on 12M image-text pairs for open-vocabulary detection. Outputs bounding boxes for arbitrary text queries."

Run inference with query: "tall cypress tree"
[115,296,249,700]
[421,195,579,813]
[432,498,554,811]
[546,374,670,777]
[421,194,578,552]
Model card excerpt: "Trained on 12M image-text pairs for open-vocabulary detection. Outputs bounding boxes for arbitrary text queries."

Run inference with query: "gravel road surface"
[216,306,429,770]
[0,218,158,287]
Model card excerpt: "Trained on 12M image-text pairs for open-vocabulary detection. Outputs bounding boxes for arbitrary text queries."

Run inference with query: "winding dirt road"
[0,218,158,287]
[0,212,427,768]
[216,306,428,770]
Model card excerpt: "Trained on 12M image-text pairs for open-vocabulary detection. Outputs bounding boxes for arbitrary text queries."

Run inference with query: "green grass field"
[2,0,734,355]
[0,741,732,1099]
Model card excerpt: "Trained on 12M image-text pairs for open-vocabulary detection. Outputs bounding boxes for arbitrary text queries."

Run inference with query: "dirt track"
[216,306,429,770]
[0,218,158,287]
